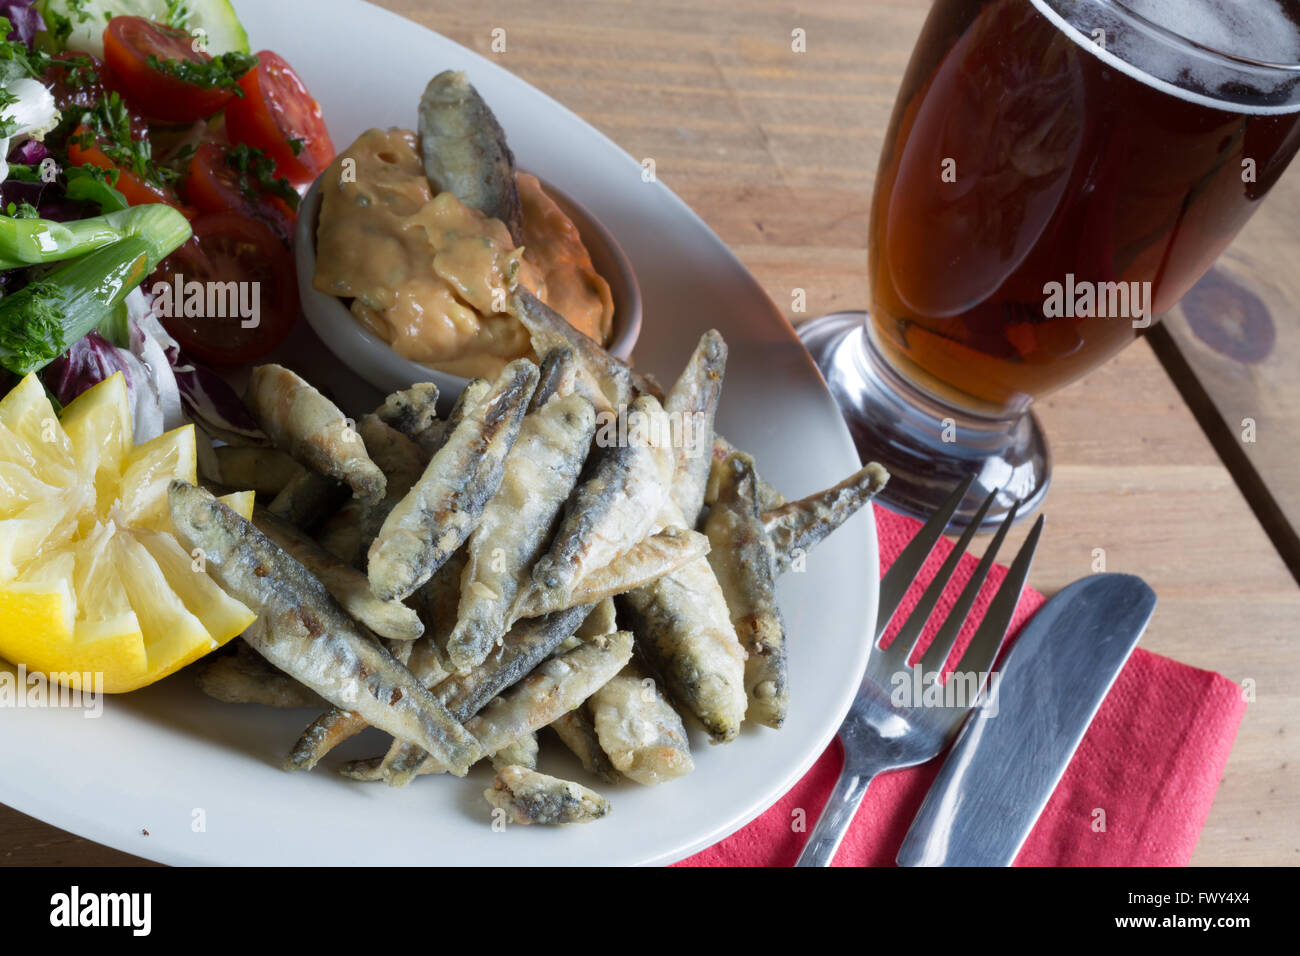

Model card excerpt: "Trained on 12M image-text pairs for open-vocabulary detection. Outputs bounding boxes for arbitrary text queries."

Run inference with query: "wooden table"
[3,0,1296,867]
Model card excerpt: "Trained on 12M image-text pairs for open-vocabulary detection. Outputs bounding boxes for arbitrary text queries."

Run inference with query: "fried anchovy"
[549,703,622,783]
[490,730,539,771]
[266,469,350,532]
[357,412,430,547]
[761,461,889,574]
[285,549,467,772]
[212,446,305,497]
[705,435,786,513]
[532,347,577,409]
[590,660,694,785]
[484,766,610,825]
[705,452,787,728]
[417,630,634,776]
[619,503,747,743]
[418,70,523,244]
[196,634,325,709]
[246,364,386,501]
[168,481,483,775]
[516,526,709,618]
[367,360,538,602]
[663,330,726,524]
[446,391,596,672]
[376,382,441,452]
[375,603,594,785]
[527,393,675,607]
[254,507,423,642]
[508,289,657,414]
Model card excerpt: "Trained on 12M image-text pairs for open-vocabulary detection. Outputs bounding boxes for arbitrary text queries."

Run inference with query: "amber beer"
[868,0,1300,417]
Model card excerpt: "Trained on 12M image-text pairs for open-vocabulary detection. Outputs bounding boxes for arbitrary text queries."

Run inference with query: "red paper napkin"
[678,504,1246,867]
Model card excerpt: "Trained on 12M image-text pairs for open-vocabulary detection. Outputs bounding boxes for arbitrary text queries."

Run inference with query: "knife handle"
[794,764,881,867]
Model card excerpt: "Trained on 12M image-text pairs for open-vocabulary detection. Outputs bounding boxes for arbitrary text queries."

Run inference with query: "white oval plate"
[0,0,877,866]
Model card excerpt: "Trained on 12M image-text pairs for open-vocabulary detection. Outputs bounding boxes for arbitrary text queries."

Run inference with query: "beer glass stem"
[798,311,1050,530]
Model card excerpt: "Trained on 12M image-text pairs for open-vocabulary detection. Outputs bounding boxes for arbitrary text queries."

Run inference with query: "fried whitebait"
[446,391,596,672]
[761,462,889,574]
[419,70,524,244]
[246,364,386,501]
[168,481,482,775]
[484,766,610,825]
[367,360,538,602]
[589,661,693,785]
[527,393,675,607]
[705,452,787,728]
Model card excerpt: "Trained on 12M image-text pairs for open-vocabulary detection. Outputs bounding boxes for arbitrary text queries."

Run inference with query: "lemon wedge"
[0,373,257,692]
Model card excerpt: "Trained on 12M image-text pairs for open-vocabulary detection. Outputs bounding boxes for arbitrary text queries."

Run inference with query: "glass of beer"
[798,0,1300,526]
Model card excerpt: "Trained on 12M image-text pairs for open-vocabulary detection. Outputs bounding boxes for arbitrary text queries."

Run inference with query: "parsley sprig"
[145,51,259,95]
[73,92,179,189]
[226,144,300,211]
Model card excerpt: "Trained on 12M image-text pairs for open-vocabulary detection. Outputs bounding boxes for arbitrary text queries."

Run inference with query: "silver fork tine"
[880,487,999,667]
[875,475,974,641]
[944,514,1044,692]
[917,499,1021,674]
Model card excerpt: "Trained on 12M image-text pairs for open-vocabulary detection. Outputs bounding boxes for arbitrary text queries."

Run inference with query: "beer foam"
[1122,0,1300,65]
[1031,0,1300,114]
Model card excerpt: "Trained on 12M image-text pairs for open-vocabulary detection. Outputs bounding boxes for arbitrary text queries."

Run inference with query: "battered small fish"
[418,70,523,245]
[490,730,539,771]
[484,766,610,826]
[445,391,596,672]
[377,603,595,784]
[508,289,657,414]
[375,382,441,452]
[196,634,325,709]
[532,347,578,409]
[589,660,694,785]
[549,704,622,783]
[357,413,430,547]
[266,470,350,531]
[246,364,386,501]
[515,526,710,619]
[212,446,305,497]
[761,461,889,574]
[418,631,633,775]
[663,331,726,524]
[285,549,467,772]
[705,452,787,728]
[254,507,423,642]
[705,435,786,513]
[619,503,748,743]
[367,359,538,602]
[576,596,618,640]
[527,393,675,606]
[168,481,483,775]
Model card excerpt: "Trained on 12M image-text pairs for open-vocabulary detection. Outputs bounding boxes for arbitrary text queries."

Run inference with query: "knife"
[895,572,1156,867]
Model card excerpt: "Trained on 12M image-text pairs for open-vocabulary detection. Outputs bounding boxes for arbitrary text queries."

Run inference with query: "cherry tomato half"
[102,16,241,123]
[42,53,115,113]
[150,212,299,365]
[223,50,334,188]
[67,124,190,211]
[181,142,296,242]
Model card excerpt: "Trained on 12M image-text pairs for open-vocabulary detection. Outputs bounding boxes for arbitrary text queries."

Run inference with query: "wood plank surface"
[2,0,1295,867]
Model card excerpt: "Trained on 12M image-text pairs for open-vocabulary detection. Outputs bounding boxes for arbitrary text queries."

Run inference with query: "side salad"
[0,0,333,443]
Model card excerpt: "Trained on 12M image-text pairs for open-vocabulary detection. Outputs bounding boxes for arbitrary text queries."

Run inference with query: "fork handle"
[794,763,880,867]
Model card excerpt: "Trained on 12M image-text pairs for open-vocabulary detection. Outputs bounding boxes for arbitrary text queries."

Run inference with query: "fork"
[794,476,1044,867]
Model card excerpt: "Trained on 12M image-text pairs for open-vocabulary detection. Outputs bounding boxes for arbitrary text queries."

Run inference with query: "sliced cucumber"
[36,0,250,58]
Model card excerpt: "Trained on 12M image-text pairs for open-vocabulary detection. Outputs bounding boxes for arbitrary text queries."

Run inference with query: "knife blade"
[895,572,1156,867]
